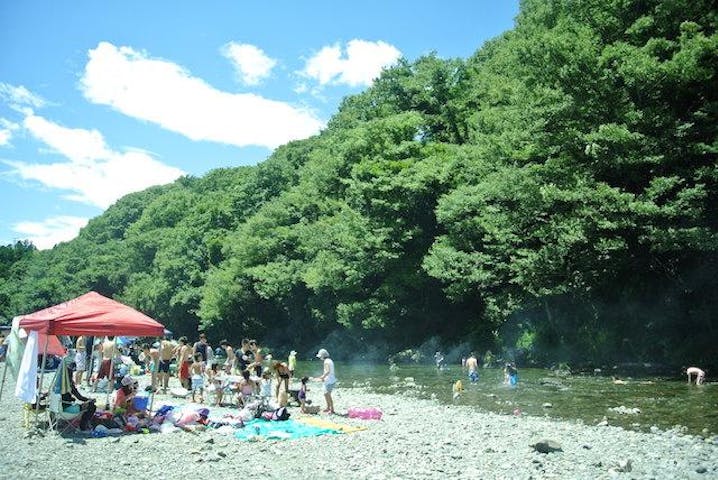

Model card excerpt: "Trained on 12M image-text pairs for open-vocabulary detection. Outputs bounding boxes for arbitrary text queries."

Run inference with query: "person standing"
[192,333,210,362]
[93,336,118,392]
[139,343,160,391]
[504,362,518,385]
[315,348,336,414]
[175,337,192,389]
[249,340,263,376]
[466,352,479,383]
[158,336,175,392]
[73,336,86,386]
[237,338,251,373]
[272,360,291,401]
[288,350,297,377]
[220,340,235,374]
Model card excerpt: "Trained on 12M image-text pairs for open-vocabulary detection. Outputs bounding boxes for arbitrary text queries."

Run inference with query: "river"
[299,361,718,437]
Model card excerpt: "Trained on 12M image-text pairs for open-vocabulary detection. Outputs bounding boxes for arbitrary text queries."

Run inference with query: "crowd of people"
[60,333,339,422]
[46,331,340,433]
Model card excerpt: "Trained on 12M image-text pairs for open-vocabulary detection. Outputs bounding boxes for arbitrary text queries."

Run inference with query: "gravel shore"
[0,375,716,480]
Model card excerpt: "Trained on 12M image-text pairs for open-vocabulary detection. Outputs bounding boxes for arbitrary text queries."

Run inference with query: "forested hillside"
[2,0,716,366]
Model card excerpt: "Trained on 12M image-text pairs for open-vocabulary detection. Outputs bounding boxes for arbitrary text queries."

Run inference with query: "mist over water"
[296,361,718,437]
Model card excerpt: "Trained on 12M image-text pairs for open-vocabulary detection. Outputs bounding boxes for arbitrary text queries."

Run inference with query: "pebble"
[0,382,716,479]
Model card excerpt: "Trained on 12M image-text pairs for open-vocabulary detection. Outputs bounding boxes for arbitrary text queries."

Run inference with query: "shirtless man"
[175,337,193,389]
[93,336,118,391]
[158,336,175,392]
[466,352,479,383]
[220,340,235,374]
[687,367,705,385]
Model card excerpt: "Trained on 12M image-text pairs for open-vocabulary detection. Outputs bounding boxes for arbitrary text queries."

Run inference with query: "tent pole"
[34,335,50,426]
[104,337,116,410]
[0,360,8,401]
[148,337,158,415]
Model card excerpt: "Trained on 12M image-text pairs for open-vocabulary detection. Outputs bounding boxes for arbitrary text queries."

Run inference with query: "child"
[190,354,205,403]
[237,369,258,406]
[299,376,310,413]
[452,379,463,400]
[260,370,273,399]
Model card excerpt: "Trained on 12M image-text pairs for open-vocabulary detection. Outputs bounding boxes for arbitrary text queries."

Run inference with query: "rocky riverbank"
[0,376,716,479]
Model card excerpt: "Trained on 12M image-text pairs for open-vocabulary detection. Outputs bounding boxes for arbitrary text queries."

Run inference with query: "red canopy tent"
[17,291,165,418]
[19,291,164,337]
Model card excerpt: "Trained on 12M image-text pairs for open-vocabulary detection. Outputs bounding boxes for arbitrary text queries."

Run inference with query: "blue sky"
[0,1,519,249]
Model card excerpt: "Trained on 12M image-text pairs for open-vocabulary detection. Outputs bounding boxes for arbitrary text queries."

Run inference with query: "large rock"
[531,439,563,454]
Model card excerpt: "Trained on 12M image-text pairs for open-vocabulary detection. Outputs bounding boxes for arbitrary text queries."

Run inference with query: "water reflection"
[299,362,718,437]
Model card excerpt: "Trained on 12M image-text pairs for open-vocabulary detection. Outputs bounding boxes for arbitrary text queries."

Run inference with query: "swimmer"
[686,367,705,385]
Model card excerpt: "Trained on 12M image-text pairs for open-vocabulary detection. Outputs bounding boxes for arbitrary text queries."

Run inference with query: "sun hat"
[316,348,329,359]
[290,350,297,355]
[197,408,209,417]
[121,375,133,387]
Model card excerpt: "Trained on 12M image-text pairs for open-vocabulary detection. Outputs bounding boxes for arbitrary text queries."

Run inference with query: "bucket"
[132,396,149,411]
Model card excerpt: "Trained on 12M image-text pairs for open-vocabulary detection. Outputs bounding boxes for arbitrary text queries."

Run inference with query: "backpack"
[271,406,290,421]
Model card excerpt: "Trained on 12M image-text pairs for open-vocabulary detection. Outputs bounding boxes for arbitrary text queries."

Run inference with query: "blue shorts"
[324,382,336,394]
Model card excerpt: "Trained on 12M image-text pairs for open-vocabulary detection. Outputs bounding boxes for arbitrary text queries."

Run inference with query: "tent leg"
[104,345,115,410]
[148,337,159,414]
[35,337,49,427]
[0,360,8,402]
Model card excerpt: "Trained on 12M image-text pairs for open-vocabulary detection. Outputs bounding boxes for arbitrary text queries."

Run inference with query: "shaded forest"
[1,0,716,367]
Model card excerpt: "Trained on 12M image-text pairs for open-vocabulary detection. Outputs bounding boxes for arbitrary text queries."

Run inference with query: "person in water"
[504,362,518,385]
[466,352,479,382]
[434,351,445,369]
[686,367,705,385]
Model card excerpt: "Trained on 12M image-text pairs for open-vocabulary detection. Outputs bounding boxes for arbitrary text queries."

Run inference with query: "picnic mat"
[233,419,340,441]
[297,416,367,434]
[233,417,367,441]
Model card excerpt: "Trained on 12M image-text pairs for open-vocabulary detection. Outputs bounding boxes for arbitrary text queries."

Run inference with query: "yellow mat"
[297,416,367,434]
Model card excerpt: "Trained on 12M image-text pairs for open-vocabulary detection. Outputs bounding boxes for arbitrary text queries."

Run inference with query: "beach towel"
[233,418,339,441]
[297,416,367,434]
[15,330,38,403]
[54,355,73,395]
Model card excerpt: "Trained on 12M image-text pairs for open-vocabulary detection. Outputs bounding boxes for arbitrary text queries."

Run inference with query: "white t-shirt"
[323,358,336,385]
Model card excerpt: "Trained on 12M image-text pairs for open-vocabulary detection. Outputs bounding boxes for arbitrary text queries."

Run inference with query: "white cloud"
[6,113,185,208]
[23,114,109,163]
[80,42,323,149]
[12,216,89,250]
[0,83,46,108]
[302,39,401,87]
[222,42,277,86]
[0,118,20,147]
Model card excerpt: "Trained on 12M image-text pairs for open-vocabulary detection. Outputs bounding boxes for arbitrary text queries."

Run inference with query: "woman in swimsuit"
[272,361,291,400]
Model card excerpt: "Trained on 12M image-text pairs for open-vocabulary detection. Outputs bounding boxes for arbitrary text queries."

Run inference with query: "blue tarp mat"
[233,419,339,441]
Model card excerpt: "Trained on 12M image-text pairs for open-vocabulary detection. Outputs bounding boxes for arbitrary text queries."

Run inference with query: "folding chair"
[47,391,82,434]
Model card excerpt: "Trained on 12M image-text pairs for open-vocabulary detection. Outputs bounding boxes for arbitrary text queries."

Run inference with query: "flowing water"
[299,362,718,437]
